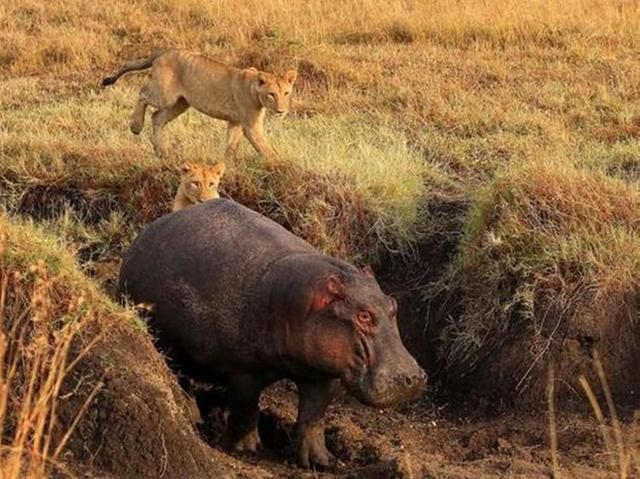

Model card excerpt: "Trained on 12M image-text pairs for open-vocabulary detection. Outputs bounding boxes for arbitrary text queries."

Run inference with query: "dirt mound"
[55,320,238,478]
[438,161,640,408]
[0,215,271,478]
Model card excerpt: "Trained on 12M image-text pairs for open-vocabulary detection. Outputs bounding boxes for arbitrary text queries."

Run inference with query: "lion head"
[178,162,226,205]
[254,69,297,117]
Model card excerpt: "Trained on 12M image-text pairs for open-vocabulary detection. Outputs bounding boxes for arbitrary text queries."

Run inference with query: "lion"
[172,162,226,212]
[101,49,297,160]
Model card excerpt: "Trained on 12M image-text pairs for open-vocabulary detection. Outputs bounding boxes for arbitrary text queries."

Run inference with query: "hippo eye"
[357,311,373,326]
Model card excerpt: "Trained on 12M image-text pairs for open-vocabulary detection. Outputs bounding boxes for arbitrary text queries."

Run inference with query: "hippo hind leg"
[295,379,339,468]
[225,374,267,453]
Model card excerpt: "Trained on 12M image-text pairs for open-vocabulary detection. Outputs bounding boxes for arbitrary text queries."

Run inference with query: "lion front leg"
[242,125,277,162]
[225,122,243,159]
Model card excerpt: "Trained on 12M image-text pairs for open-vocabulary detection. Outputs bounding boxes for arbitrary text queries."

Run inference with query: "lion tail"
[101,50,164,87]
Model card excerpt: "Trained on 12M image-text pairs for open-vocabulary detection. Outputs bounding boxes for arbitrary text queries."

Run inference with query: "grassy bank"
[439,161,640,402]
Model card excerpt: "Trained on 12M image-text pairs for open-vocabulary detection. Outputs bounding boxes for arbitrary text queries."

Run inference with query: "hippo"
[118,199,426,467]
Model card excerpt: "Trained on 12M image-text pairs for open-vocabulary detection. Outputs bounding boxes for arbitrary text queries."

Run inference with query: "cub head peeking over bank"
[172,162,226,212]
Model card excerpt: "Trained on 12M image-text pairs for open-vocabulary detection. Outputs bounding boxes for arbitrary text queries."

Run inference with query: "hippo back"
[119,199,315,372]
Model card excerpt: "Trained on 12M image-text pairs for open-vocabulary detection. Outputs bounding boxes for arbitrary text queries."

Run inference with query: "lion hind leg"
[130,85,153,135]
[151,98,189,158]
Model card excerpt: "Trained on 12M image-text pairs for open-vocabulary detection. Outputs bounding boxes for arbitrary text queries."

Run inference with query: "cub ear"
[246,67,258,73]
[310,274,346,313]
[213,161,226,176]
[285,69,297,85]
[257,72,268,86]
[181,163,193,174]
[361,265,375,278]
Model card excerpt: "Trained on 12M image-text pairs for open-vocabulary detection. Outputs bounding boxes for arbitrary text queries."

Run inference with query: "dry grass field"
[2,0,640,477]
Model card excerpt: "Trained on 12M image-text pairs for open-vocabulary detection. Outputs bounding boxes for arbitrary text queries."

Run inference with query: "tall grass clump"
[0,215,105,478]
[440,160,640,405]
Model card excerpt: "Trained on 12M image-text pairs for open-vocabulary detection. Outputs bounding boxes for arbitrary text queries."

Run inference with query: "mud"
[178,380,625,478]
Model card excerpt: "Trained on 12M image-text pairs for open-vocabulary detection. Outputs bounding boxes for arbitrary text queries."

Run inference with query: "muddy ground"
[186,380,622,478]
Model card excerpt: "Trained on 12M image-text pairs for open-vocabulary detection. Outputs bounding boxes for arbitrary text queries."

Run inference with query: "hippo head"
[298,265,427,408]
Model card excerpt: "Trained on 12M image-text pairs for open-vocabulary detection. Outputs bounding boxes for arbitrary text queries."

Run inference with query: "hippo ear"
[388,295,398,318]
[310,275,345,313]
[361,265,375,278]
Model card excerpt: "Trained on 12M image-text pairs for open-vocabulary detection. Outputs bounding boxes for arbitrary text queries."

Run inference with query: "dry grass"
[1,0,639,79]
[548,352,640,478]
[0,214,230,478]
[3,0,640,264]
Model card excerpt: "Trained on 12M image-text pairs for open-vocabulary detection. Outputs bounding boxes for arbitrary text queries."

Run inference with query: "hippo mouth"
[341,368,427,409]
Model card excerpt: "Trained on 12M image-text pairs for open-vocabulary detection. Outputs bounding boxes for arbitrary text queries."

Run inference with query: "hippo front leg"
[226,374,264,452]
[295,379,338,468]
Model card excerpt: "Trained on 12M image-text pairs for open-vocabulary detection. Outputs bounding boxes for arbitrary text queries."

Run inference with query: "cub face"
[255,69,297,117]
[179,162,226,205]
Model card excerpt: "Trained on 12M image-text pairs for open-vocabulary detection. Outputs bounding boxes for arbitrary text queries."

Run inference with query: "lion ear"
[285,69,297,85]
[257,72,268,86]
[181,163,193,174]
[246,67,258,73]
[213,161,226,176]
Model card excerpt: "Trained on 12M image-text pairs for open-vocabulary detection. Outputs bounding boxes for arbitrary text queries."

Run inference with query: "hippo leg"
[226,374,265,453]
[295,379,338,468]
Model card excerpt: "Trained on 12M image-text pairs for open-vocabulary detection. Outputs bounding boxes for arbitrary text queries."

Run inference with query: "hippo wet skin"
[118,199,426,467]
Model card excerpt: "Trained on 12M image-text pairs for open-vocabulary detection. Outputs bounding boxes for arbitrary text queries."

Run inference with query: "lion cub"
[172,162,226,212]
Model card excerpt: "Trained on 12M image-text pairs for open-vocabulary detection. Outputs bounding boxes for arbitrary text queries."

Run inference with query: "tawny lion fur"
[102,49,297,160]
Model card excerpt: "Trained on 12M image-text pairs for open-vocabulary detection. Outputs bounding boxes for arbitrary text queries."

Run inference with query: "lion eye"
[190,181,200,188]
[268,93,277,99]
[284,91,290,96]
[209,183,216,189]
